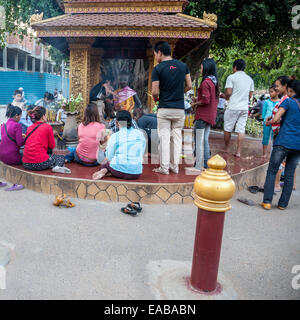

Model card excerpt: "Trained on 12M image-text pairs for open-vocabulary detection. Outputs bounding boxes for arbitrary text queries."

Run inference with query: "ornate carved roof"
[61,0,188,13]
[33,1,217,59]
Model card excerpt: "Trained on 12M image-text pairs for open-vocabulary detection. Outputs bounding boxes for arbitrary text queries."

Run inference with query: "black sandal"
[121,207,137,216]
[248,186,260,194]
[127,202,142,213]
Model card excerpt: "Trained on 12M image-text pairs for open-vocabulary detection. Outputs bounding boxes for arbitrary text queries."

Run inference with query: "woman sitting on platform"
[92,110,146,180]
[22,106,69,173]
[0,105,25,165]
[72,103,107,166]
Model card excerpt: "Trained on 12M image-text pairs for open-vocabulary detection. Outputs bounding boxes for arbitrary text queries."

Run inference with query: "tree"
[185,0,299,50]
[184,1,300,88]
[0,0,62,43]
[0,0,64,68]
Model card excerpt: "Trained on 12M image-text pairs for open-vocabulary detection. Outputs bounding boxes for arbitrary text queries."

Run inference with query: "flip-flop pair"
[121,202,142,216]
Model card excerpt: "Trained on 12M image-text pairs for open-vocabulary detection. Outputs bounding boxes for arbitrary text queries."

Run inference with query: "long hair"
[202,58,220,97]
[6,104,22,118]
[82,103,100,126]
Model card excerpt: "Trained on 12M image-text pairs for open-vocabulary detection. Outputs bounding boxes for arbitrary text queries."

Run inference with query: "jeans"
[194,119,211,169]
[66,147,104,167]
[263,145,300,208]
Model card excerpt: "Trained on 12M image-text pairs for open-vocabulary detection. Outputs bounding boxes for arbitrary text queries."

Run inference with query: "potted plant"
[59,93,83,148]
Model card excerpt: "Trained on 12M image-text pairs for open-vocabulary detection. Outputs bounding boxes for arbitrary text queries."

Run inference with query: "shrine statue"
[113,73,142,114]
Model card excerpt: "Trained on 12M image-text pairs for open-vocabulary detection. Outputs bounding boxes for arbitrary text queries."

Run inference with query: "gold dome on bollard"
[193,154,236,212]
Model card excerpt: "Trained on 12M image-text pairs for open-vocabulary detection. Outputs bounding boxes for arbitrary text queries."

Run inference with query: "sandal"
[237,197,255,206]
[127,202,142,213]
[0,182,8,188]
[5,184,24,191]
[121,207,137,216]
[248,186,260,194]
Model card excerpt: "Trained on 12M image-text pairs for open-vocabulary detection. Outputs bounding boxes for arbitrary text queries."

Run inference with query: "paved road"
[0,168,299,300]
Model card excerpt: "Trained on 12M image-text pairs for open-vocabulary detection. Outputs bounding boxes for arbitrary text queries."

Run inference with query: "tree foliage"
[0,0,62,41]
[185,0,299,50]
[213,40,300,90]
[185,0,300,89]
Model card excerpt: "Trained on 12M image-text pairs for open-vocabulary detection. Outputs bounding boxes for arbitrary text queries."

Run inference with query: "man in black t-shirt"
[151,41,192,175]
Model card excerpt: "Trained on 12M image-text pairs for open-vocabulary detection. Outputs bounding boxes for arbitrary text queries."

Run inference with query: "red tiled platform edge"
[0,132,269,204]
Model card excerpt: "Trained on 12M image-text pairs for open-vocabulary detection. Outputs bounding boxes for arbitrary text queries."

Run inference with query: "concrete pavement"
[0,167,299,300]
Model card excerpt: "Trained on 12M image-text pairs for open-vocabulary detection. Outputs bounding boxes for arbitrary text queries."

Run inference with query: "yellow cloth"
[114,89,135,114]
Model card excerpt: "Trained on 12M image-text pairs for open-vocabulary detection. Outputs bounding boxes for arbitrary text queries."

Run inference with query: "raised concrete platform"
[0,132,269,204]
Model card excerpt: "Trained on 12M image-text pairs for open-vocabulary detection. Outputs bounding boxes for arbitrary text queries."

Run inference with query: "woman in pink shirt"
[74,104,106,166]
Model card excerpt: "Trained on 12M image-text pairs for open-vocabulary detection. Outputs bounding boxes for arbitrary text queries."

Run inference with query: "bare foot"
[92,168,108,180]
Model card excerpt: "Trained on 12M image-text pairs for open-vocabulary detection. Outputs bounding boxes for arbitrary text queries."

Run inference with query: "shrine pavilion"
[31,0,217,112]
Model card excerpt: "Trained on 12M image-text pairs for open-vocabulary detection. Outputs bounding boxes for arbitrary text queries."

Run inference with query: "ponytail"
[6,104,22,118]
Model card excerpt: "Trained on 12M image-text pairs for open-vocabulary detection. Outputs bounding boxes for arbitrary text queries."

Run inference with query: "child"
[12,89,25,109]
[261,85,279,157]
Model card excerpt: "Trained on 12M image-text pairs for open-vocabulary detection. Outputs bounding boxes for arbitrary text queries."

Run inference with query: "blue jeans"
[194,119,211,169]
[65,147,105,167]
[263,145,300,208]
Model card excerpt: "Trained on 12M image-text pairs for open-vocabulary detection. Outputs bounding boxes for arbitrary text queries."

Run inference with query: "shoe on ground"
[169,165,179,174]
[52,166,71,174]
[260,202,271,210]
[152,167,169,175]
[277,205,286,210]
[4,184,24,191]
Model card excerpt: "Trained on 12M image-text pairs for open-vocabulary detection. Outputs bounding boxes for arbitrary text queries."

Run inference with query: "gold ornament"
[30,13,44,25]
[193,155,236,212]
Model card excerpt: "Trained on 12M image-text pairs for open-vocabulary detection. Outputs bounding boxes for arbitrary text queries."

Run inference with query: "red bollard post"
[190,155,236,293]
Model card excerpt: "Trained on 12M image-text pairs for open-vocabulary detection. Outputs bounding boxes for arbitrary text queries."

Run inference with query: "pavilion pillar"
[147,48,155,112]
[89,48,104,93]
[68,38,95,119]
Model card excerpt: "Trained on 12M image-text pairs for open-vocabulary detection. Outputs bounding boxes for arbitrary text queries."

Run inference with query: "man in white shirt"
[224,59,254,157]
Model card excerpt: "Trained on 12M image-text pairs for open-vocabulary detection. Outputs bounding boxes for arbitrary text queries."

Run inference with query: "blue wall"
[0,71,69,105]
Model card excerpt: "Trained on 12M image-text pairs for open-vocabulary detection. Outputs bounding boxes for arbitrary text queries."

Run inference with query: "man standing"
[152,41,192,174]
[224,59,254,157]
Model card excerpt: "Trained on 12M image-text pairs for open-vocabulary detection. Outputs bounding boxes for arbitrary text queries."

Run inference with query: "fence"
[0,71,69,105]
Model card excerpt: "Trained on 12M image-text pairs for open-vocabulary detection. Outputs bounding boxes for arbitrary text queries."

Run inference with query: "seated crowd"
[0,79,153,181]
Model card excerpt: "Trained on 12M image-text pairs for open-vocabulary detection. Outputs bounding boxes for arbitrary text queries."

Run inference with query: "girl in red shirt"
[22,106,68,172]
[189,58,219,172]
